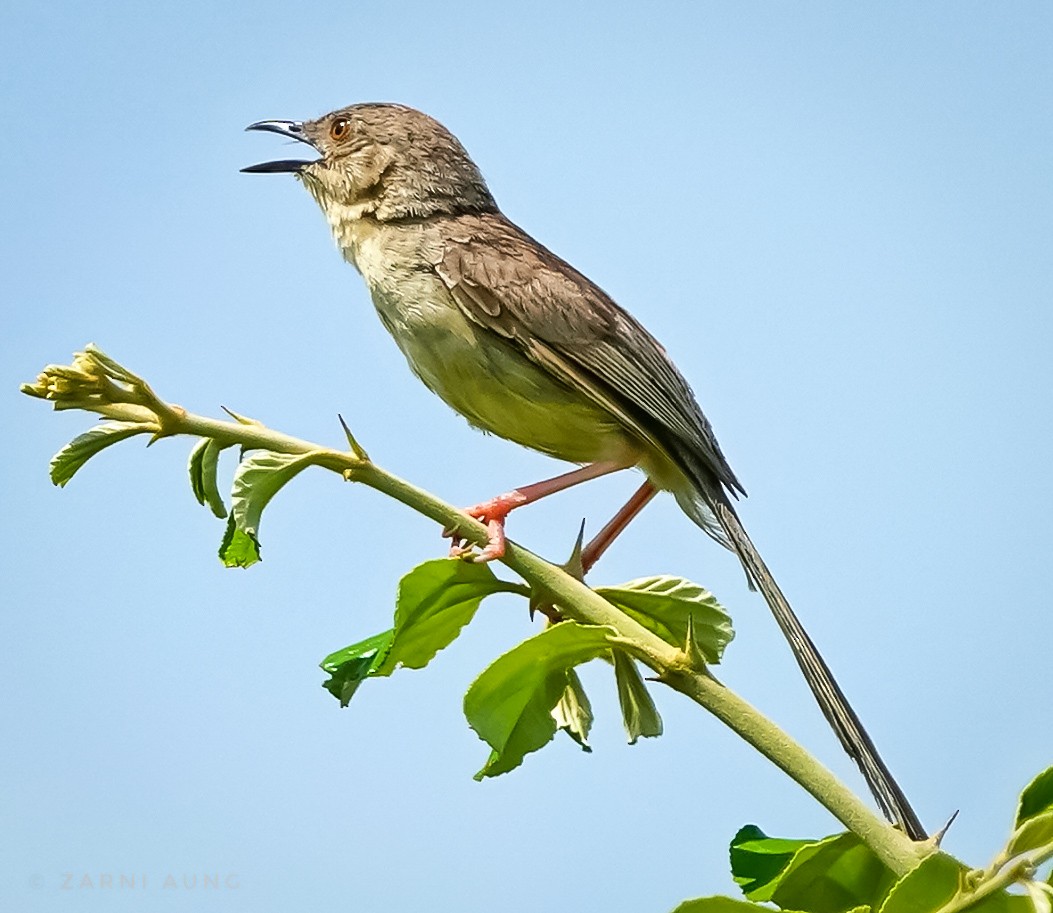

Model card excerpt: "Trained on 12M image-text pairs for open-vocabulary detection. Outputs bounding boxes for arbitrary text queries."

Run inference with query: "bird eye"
[329,118,350,141]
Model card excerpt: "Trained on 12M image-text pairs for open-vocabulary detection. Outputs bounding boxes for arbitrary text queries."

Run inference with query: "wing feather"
[431,213,745,498]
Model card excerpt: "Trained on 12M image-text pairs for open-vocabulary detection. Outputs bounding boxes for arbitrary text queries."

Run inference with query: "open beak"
[242,120,318,173]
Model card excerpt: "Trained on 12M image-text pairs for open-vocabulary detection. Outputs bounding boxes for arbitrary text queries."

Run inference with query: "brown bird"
[244,103,925,840]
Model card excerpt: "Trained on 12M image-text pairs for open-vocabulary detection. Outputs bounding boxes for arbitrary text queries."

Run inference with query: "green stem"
[377,473,927,873]
[933,840,1053,913]
[146,408,926,874]
[24,347,929,876]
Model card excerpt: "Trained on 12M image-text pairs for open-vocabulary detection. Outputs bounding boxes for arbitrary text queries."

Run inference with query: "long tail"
[713,498,926,840]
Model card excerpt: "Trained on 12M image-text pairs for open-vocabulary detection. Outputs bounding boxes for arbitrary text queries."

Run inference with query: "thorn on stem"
[931,810,960,847]
[338,414,370,461]
[221,405,263,426]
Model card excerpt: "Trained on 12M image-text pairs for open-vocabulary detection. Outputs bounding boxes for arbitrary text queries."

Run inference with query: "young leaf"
[595,576,734,663]
[1017,766,1053,827]
[188,438,231,518]
[231,449,316,540]
[612,649,662,744]
[730,825,813,902]
[375,559,524,676]
[769,832,895,913]
[1004,810,1053,861]
[321,630,396,707]
[876,853,1024,913]
[219,449,316,566]
[671,898,821,913]
[731,826,895,911]
[464,621,615,780]
[551,668,593,751]
[49,421,154,487]
[219,515,260,568]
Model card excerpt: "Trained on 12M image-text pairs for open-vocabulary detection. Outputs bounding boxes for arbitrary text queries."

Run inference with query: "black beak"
[242,120,318,174]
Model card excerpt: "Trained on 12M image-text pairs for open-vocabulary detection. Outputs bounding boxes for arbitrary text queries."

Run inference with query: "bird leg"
[446,461,628,562]
[579,481,658,574]
[526,481,659,622]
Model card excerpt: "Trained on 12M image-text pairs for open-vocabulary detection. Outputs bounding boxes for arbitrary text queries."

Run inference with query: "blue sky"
[2,2,1050,911]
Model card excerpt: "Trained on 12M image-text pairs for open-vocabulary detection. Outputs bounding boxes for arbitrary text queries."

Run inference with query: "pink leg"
[529,481,659,623]
[580,481,658,574]
[448,461,629,562]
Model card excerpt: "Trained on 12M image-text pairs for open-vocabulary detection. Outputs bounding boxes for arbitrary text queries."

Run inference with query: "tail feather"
[712,498,926,841]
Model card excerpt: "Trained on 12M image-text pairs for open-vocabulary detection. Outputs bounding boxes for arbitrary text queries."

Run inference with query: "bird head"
[243,103,498,221]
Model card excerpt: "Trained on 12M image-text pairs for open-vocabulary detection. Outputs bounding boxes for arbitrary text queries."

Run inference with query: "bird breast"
[336,219,642,468]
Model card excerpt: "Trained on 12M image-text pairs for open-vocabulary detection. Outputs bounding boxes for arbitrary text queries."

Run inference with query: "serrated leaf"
[464,621,615,780]
[771,832,895,913]
[1017,767,1053,828]
[879,853,1032,912]
[188,438,230,518]
[612,649,662,744]
[321,630,395,707]
[188,439,210,503]
[1005,810,1053,861]
[230,449,316,541]
[730,825,814,901]
[671,897,821,913]
[219,515,260,568]
[218,448,316,565]
[877,853,1009,913]
[596,576,734,663]
[551,668,593,751]
[375,559,523,676]
[49,421,154,487]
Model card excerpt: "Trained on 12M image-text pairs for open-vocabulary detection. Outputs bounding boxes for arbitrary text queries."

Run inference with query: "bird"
[243,102,925,840]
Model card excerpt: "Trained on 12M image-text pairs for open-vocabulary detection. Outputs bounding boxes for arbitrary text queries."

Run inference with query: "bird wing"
[433,219,928,841]
[430,213,744,498]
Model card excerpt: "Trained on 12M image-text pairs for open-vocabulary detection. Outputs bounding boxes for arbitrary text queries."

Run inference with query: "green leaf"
[551,667,593,751]
[188,438,230,518]
[771,832,895,913]
[612,649,662,744]
[731,827,898,911]
[321,630,396,707]
[219,514,260,568]
[1017,767,1053,827]
[318,560,522,708]
[464,621,615,780]
[49,421,154,487]
[218,449,316,566]
[1005,810,1053,860]
[671,897,830,913]
[231,449,316,540]
[878,851,1034,913]
[595,576,734,662]
[375,559,523,675]
[730,825,813,901]
[877,853,967,913]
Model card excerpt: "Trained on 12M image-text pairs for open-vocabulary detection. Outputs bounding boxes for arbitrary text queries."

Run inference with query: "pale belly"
[368,278,641,467]
[328,216,716,536]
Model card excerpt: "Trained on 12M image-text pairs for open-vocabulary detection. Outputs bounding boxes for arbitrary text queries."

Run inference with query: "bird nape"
[244,103,926,841]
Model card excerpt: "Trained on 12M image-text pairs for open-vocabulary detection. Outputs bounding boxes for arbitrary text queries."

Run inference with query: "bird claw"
[442,498,521,562]
[471,517,507,562]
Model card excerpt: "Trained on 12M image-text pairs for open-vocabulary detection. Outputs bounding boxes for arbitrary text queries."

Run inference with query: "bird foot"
[443,491,529,562]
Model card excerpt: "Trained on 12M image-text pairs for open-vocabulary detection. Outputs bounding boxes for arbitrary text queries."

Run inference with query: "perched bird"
[244,103,924,839]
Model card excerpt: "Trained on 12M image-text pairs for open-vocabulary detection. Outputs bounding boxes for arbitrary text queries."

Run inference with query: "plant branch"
[934,839,1053,913]
[22,347,930,875]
